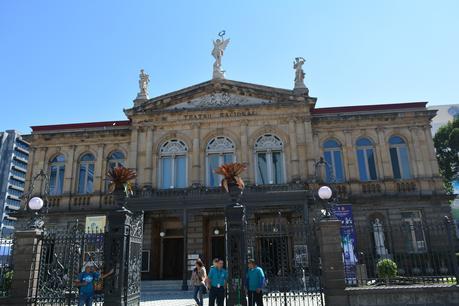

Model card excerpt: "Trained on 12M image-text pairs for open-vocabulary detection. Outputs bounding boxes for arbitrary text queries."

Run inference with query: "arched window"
[105,151,126,190]
[49,155,65,195]
[78,153,95,194]
[323,139,345,183]
[254,134,285,184]
[389,136,411,179]
[159,139,188,189]
[206,136,235,187]
[107,151,125,170]
[356,137,377,181]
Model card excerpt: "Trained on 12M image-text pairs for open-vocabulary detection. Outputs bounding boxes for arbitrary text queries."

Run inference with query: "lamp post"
[23,170,50,230]
[314,157,337,219]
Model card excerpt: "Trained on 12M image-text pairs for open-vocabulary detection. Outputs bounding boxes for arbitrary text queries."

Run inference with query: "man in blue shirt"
[247,259,265,306]
[75,264,113,306]
[206,258,228,306]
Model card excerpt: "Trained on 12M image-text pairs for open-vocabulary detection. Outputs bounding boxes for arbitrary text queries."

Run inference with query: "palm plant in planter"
[215,162,247,206]
[107,166,137,209]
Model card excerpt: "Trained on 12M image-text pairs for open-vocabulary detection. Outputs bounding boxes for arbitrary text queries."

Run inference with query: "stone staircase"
[141,280,192,294]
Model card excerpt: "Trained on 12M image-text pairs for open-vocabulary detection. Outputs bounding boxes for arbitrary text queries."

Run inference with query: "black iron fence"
[29,226,106,305]
[344,219,459,287]
[0,236,14,298]
[247,220,324,306]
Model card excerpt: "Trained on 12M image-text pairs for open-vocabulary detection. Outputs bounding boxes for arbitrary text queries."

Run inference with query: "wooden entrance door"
[162,238,184,279]
[211,236,225,262]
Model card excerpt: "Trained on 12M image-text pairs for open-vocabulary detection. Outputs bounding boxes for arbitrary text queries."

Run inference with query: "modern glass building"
[0,130,29,237]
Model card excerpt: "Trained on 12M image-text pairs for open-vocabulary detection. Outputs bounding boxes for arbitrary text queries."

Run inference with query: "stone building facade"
[23,78,451,280]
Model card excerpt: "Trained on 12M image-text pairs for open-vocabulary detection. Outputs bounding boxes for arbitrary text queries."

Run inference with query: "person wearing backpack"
[246,259,265,306]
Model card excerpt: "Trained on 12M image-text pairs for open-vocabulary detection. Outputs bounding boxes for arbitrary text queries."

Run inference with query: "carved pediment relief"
[165,92,272,110]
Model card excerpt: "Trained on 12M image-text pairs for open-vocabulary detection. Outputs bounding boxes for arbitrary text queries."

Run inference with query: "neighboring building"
[428,104,459,135]
[0,130,29,237]
[22,63,451,280]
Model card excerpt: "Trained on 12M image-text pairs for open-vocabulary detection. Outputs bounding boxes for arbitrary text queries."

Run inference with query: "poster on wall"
[85,215,107,233]
[332,204,358,285]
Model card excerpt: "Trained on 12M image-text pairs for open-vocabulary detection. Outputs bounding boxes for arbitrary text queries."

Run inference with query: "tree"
[433,116,459,194]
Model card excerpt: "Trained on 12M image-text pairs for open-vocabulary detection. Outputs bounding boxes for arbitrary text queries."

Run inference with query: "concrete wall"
[347,285,459,306]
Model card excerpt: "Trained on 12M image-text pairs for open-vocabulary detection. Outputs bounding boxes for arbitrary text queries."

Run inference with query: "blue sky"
[1,0,458,133]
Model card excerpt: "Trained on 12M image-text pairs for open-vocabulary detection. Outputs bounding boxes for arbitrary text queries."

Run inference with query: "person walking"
[207,258,227,306]
[191,259,207,306]
[247,259,265,306]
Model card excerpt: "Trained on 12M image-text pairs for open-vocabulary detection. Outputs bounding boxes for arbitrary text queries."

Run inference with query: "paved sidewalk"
[140,290,209,306]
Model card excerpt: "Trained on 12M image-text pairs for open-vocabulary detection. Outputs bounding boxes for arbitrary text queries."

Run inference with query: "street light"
[314,158,337,219]
[318,186,333,201]
[23,170,50,230]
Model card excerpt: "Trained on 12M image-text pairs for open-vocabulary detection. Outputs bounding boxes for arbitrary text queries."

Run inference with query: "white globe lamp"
[28,197,44,211]
[213,228,220,235]
[159,231,166,238]
[318,186,333,200]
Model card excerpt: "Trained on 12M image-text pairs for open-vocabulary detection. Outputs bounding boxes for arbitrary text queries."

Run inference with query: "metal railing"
[343,219,459,287]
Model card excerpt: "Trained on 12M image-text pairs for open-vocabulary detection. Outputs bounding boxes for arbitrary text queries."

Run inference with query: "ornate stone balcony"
[35,177,443,214]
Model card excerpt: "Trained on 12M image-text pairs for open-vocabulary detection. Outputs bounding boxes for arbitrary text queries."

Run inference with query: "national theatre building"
[22,44,451,281]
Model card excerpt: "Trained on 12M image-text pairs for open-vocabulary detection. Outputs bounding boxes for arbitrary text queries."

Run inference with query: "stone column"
[317,219,348,306]
[24,147,36,195]
[423,125,439,176]
[191,123,201,185]
[288,118,300,180]
[7,230,43,306]
[373,129,387,180]
[63,145,76,194]
[376,128,391,179]
[144,127,153,186]
[343,130,357,181]
[295,119,307,180]
[181,209,189,290]
[409,127,425,177]
[240,120,250,182]
[128,128,139,174]
[94,144,105,193]
[35,147,48,192]
[304,119,316,179]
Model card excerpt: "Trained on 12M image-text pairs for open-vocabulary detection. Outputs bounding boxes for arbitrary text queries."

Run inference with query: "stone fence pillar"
[8,230,43,306]
[317,219,349,306]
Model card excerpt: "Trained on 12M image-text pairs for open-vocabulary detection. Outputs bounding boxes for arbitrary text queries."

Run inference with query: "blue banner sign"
[333,204,358,285]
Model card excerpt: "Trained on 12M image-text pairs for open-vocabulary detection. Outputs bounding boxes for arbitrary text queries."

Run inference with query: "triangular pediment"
[125,79,316,116]
[164,92,272,110]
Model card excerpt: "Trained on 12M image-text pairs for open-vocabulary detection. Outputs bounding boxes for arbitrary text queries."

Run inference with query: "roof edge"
[31,120,131,132]
[311,102,428,115]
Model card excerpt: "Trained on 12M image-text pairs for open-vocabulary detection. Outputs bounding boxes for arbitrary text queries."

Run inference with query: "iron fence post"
[444,216,459,284]
[225,185,248,306]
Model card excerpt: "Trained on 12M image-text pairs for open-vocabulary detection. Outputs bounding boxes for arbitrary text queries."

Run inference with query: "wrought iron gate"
[30,225,105,305]
[247,220,324,306]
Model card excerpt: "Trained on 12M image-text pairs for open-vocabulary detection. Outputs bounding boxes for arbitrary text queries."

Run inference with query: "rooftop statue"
[212,31,230,79]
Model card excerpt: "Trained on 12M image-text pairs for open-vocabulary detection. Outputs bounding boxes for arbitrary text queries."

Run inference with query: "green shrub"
[377,259,397,280]
[2,270,13,291]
